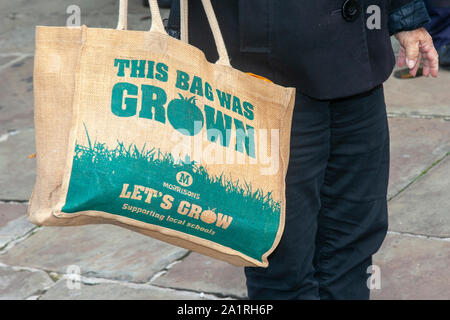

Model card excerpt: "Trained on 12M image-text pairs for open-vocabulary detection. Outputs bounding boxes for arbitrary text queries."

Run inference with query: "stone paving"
[0,1,449,300]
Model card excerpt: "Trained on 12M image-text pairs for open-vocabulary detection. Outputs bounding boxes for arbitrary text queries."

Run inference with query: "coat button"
[342,0,360,22]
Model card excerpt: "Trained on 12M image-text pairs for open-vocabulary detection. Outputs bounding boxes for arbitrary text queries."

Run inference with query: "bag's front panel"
[56,28,294,266]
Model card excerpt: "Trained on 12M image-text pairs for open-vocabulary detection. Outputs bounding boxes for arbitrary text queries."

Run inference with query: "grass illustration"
[63,125,281,260]
[71,124,281,215]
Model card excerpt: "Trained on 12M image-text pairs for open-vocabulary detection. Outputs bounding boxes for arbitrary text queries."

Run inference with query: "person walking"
[167,0,439,300]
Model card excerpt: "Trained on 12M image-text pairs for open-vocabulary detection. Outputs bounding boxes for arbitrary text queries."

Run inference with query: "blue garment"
[424,0,450,50]
[388,0,431,35]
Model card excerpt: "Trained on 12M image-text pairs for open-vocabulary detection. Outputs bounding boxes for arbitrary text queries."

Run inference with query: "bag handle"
[116,0,127,31]
[117,0,230,67]
[116,0,167,34]
[180,0,188,44]
[180,0,231,67]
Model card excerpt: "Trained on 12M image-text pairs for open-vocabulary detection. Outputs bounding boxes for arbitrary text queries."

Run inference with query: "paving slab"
[384,69,450,119]
[0,0,159,18]
[0,55,22,67]
[0,203,36,248]
[0,223,188,283]
[388,155,450,237]
[153,252,247,299]
[0,0,169,54]
[0,264,54,299]
[387,118,450,199]
[386,37,450,119]
[0,56,34,135]
[0,203,28,227]
[0,216,35,249]
[0,129,36,201]
[371,234,450,300]
[40,279,212,300]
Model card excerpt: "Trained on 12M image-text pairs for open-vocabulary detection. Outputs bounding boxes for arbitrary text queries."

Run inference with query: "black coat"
[168,0,430,99]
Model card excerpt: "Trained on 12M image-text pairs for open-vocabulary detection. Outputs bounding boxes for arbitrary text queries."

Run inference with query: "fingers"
[422,53,431,77]
[420,42,439,77]
[395,27,439,78]
[409,53,422,77]
[398,46,406,68]
[429,51,439,77]
[404,39,420,69]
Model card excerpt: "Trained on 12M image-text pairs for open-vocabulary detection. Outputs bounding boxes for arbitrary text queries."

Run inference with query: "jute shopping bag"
[29,0,295,267]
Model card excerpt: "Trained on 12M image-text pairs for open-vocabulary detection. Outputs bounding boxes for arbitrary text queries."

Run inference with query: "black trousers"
[244,84,390,300]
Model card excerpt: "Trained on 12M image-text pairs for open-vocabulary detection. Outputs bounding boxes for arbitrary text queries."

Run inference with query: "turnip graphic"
[167,94,204,136]
[200,209,217,224]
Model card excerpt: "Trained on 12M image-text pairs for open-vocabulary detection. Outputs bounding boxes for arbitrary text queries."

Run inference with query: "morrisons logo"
[176,171,193,187]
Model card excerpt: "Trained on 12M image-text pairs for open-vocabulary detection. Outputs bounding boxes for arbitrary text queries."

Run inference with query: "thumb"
[404,40,420,69]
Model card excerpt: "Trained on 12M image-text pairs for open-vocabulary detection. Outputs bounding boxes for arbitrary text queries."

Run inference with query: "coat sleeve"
[388,0,431,35]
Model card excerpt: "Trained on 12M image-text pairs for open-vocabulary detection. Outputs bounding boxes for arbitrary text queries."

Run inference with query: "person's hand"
[394,27,439,77]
